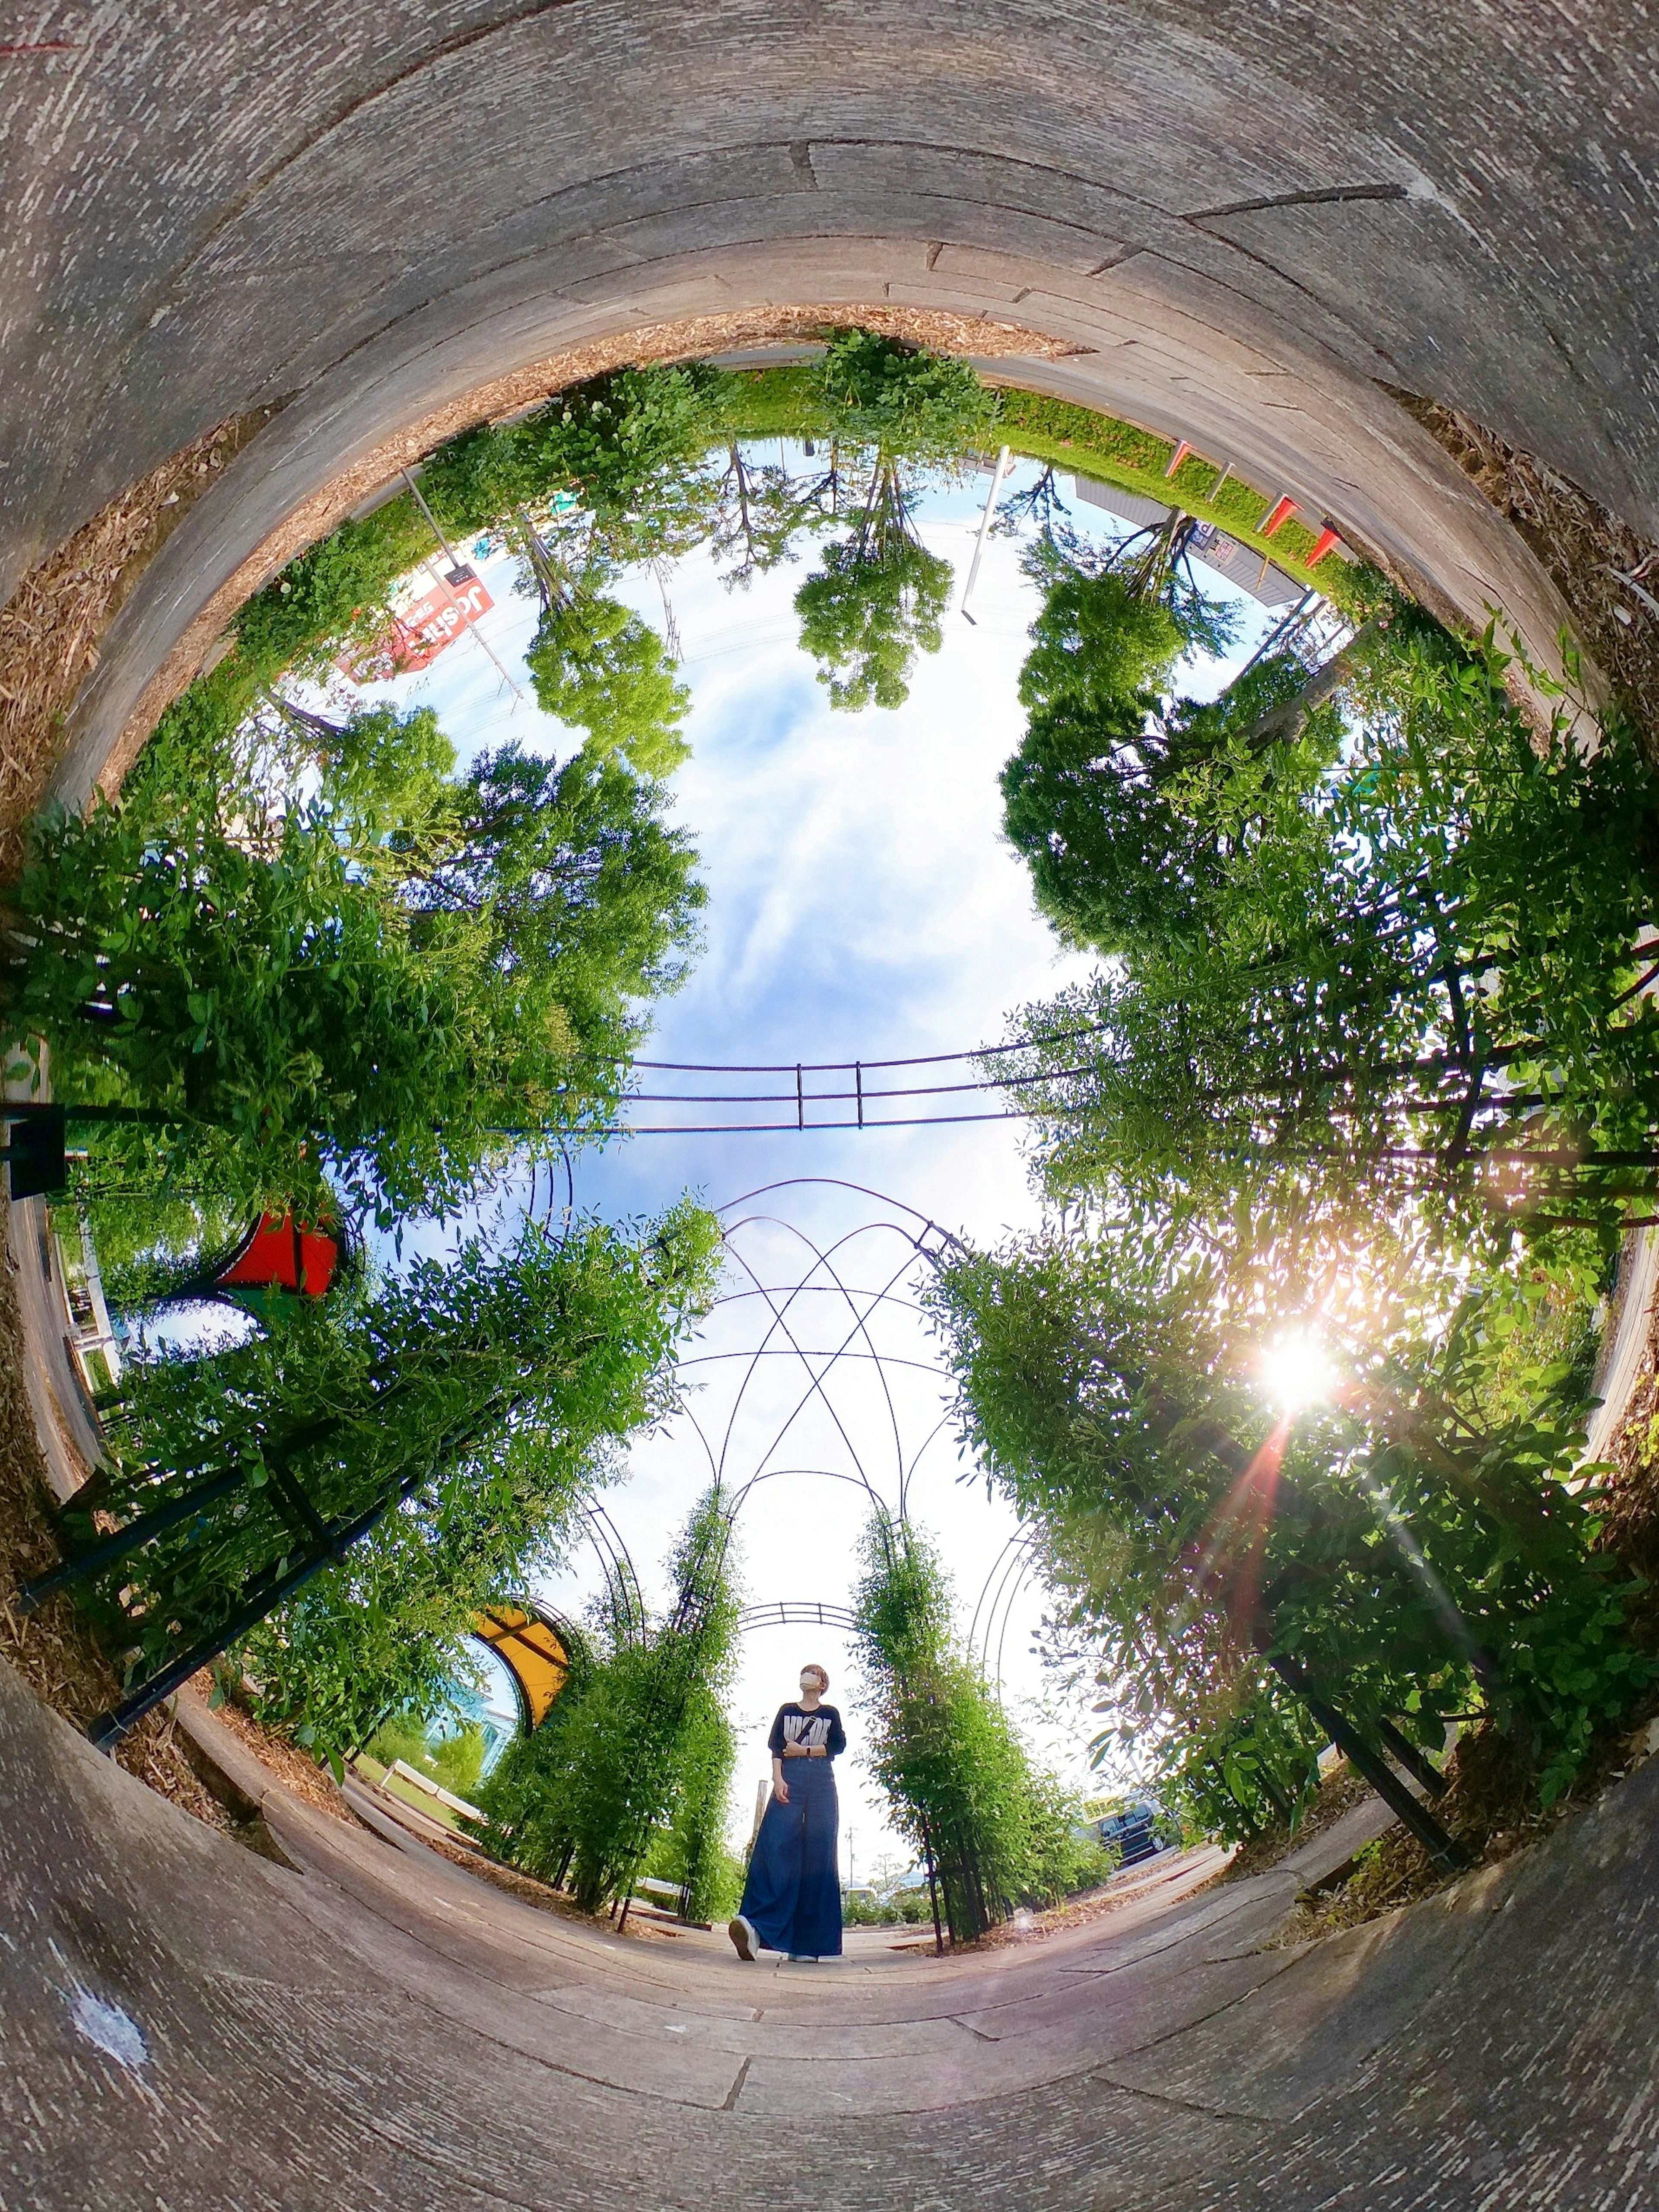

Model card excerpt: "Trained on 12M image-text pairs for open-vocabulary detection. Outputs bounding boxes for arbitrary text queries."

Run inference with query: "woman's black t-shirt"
[769,1703,846,1758]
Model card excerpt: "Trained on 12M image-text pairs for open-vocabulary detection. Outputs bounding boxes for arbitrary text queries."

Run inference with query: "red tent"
[216,1214,339,1299]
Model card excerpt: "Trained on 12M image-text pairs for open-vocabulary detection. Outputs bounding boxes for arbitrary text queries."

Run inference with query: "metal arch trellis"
[524,1142,575,1240]
[736,1599,859,1636]
[967,1529,1040,1702]
[578,1502,649,1649]
[530,1177,1052,1927]
[541,1177,1040,1916]
[623,1178,1037,1702]
[600,1180,1030,1662]
[712,1229,919,1514]
[967,1530,1029,1667]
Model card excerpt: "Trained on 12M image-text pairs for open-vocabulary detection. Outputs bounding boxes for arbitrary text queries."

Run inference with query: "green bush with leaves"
[814,328,1001,463]
[365,1713,489,1797]
[852,1510,1094,1941]
[926,1223,1655,1813]
[469,1490,740,1915]
[525,594,692,773]
[841,1885,935,1927]
[7,735,704,1223]
[996,606,1659,1272]
[78,1206,718,1757]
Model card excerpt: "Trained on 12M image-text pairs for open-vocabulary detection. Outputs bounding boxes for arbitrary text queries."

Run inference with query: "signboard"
[338,566,495,683]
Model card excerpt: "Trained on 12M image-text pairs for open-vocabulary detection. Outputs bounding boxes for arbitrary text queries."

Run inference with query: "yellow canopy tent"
[471,1603,579,1731]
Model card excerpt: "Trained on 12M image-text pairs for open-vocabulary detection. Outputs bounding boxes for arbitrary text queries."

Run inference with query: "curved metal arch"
[713,1177,969,1262]
[899,1411,956,1525]
[715,1218,932,1499]
[706,1283,931,1321]
[736,1599,858,1635]
[718,1217,958,1481]
[968,1530,1030,1664]
[725,1463,891,1517]
[579,1502,648,1648]
[993,1556,1037,1702]
[524,1143,576,1241]
[711,1242,903,1509]
[677,1348,951,1378]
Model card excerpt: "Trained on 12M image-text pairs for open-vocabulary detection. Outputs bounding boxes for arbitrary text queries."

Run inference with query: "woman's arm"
[772,1754,788,1804]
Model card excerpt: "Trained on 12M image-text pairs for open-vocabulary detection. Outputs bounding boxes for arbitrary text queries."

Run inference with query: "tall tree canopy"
[926,1223,1649,1817]
[791,331,999,712]
[814,327,1002,462]
[525,594,692,773]
[794,462,953,712]
[77,1205,719,1755]
[997,612,1659,1268]
[6,731,704,1222]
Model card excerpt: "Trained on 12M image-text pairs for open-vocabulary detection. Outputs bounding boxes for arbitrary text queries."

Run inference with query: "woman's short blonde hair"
[800,1662,830,1692]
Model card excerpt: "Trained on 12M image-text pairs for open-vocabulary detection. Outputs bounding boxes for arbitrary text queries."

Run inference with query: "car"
[1093,1799,1168,1867]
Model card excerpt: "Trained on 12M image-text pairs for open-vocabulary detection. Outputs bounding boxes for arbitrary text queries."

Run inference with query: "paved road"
[4,1193,105,1505]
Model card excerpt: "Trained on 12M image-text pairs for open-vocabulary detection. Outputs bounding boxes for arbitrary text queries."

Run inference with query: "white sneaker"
[728,1915,757,1961]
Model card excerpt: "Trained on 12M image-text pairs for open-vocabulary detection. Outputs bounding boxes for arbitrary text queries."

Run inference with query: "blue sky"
[301,456,1286,1866]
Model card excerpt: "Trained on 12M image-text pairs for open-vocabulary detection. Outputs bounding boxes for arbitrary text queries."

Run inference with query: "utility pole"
[400,467,526,701]
[960,445,1012,624]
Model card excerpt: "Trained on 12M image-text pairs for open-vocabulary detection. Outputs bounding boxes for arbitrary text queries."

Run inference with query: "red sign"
[338,566,495,683]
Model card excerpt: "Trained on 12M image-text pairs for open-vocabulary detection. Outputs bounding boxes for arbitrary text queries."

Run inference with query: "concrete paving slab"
[16,1643,1659,2206]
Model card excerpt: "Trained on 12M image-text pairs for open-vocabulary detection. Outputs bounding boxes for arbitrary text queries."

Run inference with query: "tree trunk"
[1244,621,1379,748]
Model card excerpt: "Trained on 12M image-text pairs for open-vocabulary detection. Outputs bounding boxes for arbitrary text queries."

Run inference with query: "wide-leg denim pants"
[739,1757,842,1957]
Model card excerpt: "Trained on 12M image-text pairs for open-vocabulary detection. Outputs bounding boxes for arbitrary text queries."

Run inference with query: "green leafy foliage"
[926,1224,1654,1817]
[794,463,953,712]
[469,1491,740,1915]
[814,328,1001,463]
[852,1511,1097,1941]
[81,1183,248,1320]
[998,605,1659,1270]
[525,595,691,773]
[82,1206,718,1757]
[366,1712,489,1797]
[6,739,703,1224]
[841,1884,936,1926]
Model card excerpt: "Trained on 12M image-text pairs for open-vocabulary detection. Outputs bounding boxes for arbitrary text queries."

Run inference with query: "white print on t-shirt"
[781,1711,833,1750]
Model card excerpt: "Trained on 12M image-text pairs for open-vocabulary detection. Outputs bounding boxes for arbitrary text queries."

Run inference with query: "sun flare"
[1259,1332,1339,1411]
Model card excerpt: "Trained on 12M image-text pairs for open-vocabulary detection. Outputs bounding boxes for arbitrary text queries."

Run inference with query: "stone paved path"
[6,1654,1659,2211]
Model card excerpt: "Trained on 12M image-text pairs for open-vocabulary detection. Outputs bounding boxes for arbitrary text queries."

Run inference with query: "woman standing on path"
[729,1665,846,1961]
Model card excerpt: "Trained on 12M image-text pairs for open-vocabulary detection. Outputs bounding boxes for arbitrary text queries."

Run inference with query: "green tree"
[442,366,720,551]
[6,741,704,1223]
[997,618,1659,1267]
[813,329,1001,464]
[794,464,953,712]
[925,1222,1653,1814]
[470,1489,741,1915]
[998,547,1346,957]
[852,1510,1087,1941]
[525,595,691,774]
[789,332,1000,712]
[64,1206,718,1754]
